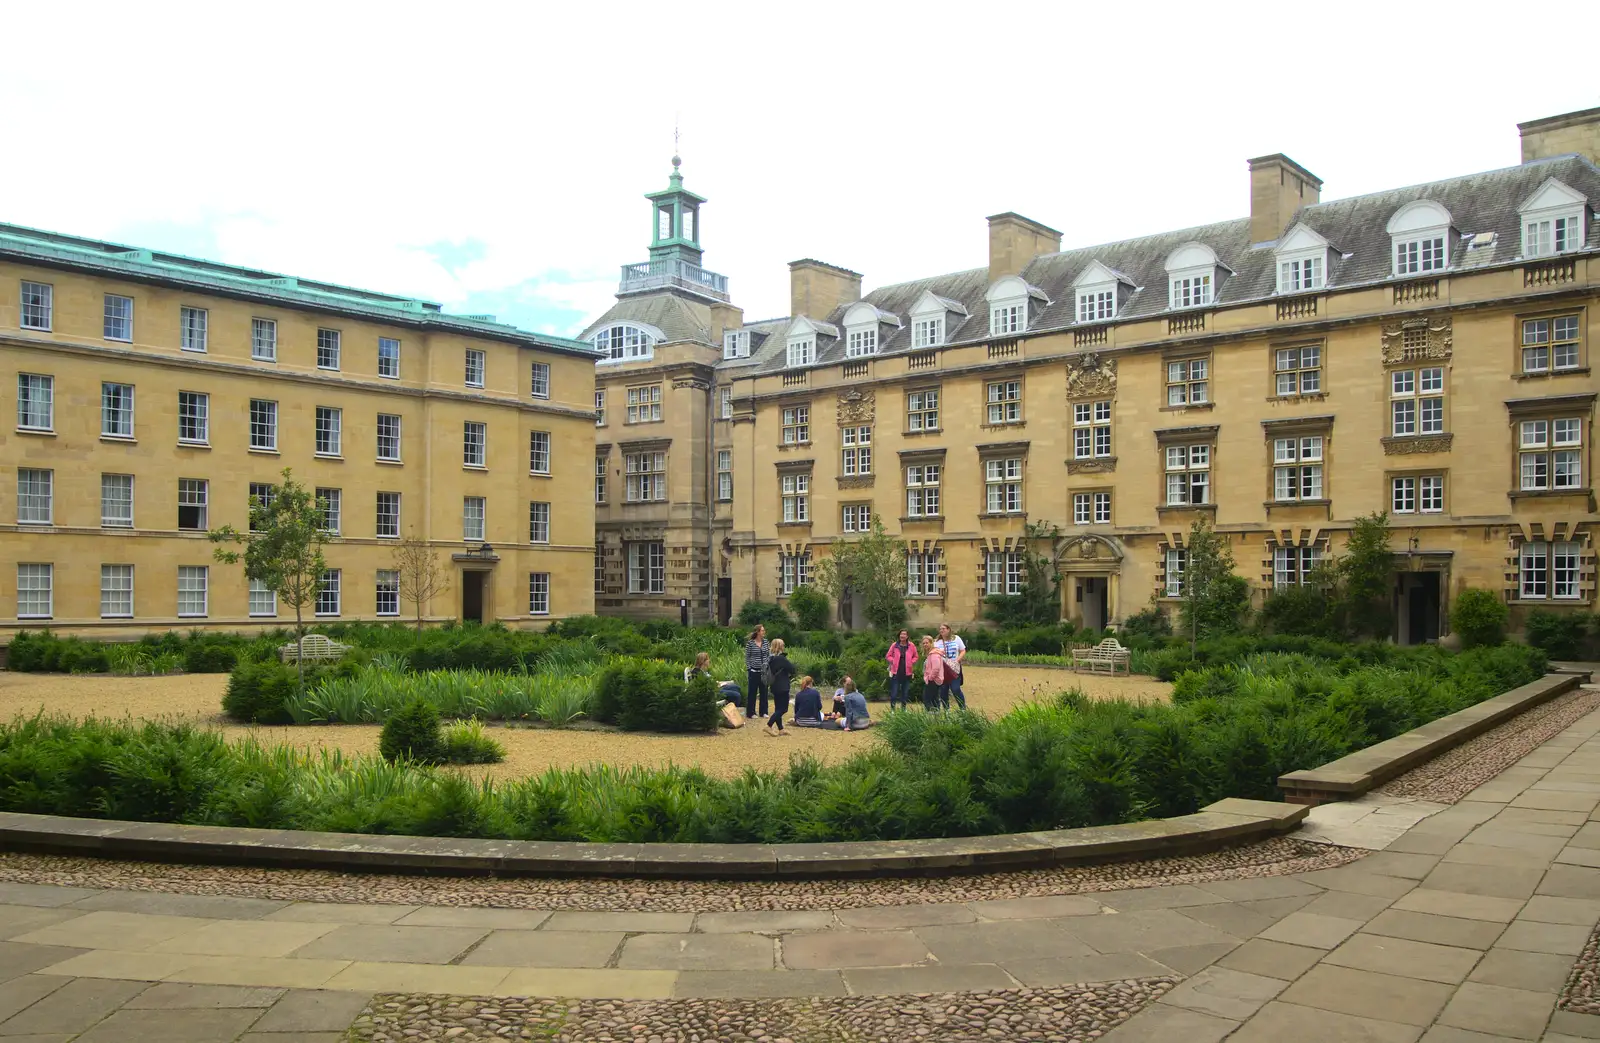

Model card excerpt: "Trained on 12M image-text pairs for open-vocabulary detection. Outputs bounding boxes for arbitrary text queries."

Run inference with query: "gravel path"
[0,836,1359,913]
[1378,684,1600,804]
[1562,922,1600,1016]
[349,981,1179,1043]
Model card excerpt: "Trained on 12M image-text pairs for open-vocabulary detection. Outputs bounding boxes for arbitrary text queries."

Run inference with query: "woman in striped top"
[744,624,770,720]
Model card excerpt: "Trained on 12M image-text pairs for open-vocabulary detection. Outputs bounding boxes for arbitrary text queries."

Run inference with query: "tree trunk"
[295,605,306,691]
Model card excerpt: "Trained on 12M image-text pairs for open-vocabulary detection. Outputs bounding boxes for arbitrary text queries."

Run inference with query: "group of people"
[729,621,972,734]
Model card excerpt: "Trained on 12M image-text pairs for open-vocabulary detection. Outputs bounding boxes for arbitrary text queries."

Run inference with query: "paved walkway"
[0,705,1599,1040]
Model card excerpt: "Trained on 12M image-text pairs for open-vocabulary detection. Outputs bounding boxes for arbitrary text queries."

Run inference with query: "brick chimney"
[1519,106,1600,165]
[1248,155,1323,245]
[789,259,862,321]
[987,213,1062,282]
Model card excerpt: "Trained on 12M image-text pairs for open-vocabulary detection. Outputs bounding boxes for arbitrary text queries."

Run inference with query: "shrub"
[222,660,300,724]
[440,721,506,764]
[1118,608,1171,646]
[594,660,718,733]
[380,698,445,764]
[182,634,245,673]
[795,630,842,656]
[1452,588,1509,649]
[736,601,794,632]
[1525,609,1593,661]
[788,586,831,631]
[1260,585,1333,637]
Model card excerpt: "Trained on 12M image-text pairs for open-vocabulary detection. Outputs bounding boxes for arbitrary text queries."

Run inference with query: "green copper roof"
[0,221,596,357]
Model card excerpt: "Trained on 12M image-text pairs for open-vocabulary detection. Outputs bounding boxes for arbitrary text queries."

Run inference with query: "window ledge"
[776,521,813,529]
[899,515,945,524]
[466,384,486,391]
[1508,488,1593,500]
[178,441,211,450]
[317,366,341,373]
[1510,599,1590,607]
[902,428,943,437]
[715,497,732,504]
[778,441,813,450]
[1269,393,1330,404]
[1265,498,1332,507]
[979,512,1028,521]
[252,356,278,364]
[529,471,552,479]
[248,447,280,456]
[980,421,1026,431]
[1160,403,1215,413]
[1156,503,1216,513]
[1514,368,1590,380]
[314,453,343,461]
[463,464,488,472]
[16,428,55,436]
[376,458,403,466]
[100,436,136,444]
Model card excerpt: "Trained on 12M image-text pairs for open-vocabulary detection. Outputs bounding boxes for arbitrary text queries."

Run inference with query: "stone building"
[702,106,1600,639]
[0,228,599,638]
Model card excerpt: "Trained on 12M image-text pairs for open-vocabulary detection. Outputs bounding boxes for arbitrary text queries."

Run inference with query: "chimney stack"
[987,213,1062,282]
[1518,106,1600,166]
[1248,155,1323,245]
[789,259,862,321]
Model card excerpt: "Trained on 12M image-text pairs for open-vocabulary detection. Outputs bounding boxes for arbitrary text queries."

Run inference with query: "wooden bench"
[279,634,350,664]
[1070,637,1132,675]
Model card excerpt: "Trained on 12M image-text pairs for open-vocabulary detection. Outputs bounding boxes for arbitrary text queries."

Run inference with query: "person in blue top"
[837,678,872,731]
[792,676,825,727]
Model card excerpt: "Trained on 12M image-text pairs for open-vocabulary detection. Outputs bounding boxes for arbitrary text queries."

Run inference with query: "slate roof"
[719,153,1600,377]
[580,292,716,345]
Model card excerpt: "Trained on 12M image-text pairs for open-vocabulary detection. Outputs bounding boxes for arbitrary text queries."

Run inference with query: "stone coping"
[1278,670,1588,805]
[0,797,1306,880]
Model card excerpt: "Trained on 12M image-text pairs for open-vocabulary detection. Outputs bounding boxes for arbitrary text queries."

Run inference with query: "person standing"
[937,622,967,711]
[764,638,795,735]
[920,636,948,712]
[744,625,770,720]
[884,629,918,711]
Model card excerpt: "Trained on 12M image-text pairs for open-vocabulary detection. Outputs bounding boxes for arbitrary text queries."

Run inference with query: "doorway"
[717,578,732,627]
[1395,571,1440,645]
[462,571,485,624]
[1077,576,1109,631]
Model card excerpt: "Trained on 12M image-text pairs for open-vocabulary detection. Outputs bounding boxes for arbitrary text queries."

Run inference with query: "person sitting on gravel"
[683,651,712,683]
[838,679,871,731]
[793,677,825,727]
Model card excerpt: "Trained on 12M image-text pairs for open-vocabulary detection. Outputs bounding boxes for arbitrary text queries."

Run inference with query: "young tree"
[392,534,449,632]
[1338,512,1394,640]
[1179,517,1248,652]
[982,520,1063,627]
[209,469,328,689]
[810,515,908,632]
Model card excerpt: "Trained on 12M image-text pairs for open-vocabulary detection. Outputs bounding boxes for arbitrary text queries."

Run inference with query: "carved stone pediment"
[1382,433,1454,455]
[1066,352,1117,399]
[1066,456,1117,475]
[1056,533,1125,568]
[1381,316,1452,365]
[837,388,875,424]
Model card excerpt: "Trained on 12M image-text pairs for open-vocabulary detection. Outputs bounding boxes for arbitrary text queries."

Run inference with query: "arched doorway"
[1056,535,1125,631]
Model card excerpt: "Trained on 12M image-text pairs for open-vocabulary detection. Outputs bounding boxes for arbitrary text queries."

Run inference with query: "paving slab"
[0,885,101,909]
[248,989,374,1033]
[617,933,775,971]
[13,910,216,951]
[781,930,928,969]
[321,961,510,995]
[1056,908,1238,954]
[1144,942,1239,975]
[1092,885,1229,911]
[1197,876,1324,902]
[264,903,416,925]
[1387,832,1461,855]
[1159,965,1286,1020]
[693,910,833,934]
[1556,847,1600,868]
[1520,895,1600,924]
[391,907,552,930]
[1000,951,1177,987]
[1364,909,1509,949]
[913,920,1093,964]
[288,924,487,965]
[1322,933,1482,983]
[0,976,67,1022]
[541,911,695,933]
[674,969,846,998]
[1098,1002,1239,1043]
[30,948,199,982]
[163,955,353,989]
[844,963,1018,995]
[0,977,150,1035]
[1435,981,1555,1039]
[1419,1028,1537,1042]
[1293,866,1420,898]
[1540,865,1600,899]
[1548,1010,1600,1038]
[1225,1000,1423,1042]
[238,1034,344,1043]
[1443,844,1562,869]
[1496,919,1593,955]
[1217,938,1326,981]
[1279,964,1453,1026]
[1392,890,1527,923]
[68,891,287,920]
[1257,911,1364,949]
[72,1007,264,1043]
[1176,900,1294,938]
[457,930,622,968]
[123,983,285,1008]
[834,904,977,929]
[1467,947,1577,992]
[493,968,675,999]
[966,895,1101,919]
[0,909,80,943]
[0,943,89,983]
[1422,863,1546,899]
[150,919,341,958]
[1300,889,1397,921]
[1358,852,1445,879]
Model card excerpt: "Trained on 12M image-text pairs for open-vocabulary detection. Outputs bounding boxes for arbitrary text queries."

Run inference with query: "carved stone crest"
[1066,352,1117,399]
[1381,317,1452,365]
[1382,434,1454,456]
[1066,456,1117,475]
[837,388,875,425]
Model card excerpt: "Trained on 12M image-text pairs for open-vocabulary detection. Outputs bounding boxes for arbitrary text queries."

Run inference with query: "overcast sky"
[3,2,1596,339]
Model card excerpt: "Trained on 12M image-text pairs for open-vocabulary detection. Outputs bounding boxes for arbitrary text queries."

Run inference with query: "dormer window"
[723,329,750,360]
[1165,243,1224,310]
[1072,261,1128,323]
[841,302,895,359]
[848,328,876,357]
[592,322,659,363]
[1275,224,1331,294]
[985,275,1047,337]
[908,290,966,349]
[1519,178,1588,259]
[1387,200,1453,276]
[787,335,815,368]
[913,318,942,348]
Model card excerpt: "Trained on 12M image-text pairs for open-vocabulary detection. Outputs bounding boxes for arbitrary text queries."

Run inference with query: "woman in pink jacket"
[920,636,949,713]
[884,629,919,711]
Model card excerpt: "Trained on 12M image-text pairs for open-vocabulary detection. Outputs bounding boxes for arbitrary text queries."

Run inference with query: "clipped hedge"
[594,660,719,733]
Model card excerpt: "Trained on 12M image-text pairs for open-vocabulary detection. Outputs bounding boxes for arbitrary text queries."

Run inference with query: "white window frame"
[1519,541,1582,601]
[465,348,486,388]
[778,552,811,596]
[1166,357,1209,406]
[1275,345,1323,396]
[463,421,487,467]
[317,328,341,370]
[905,464,941,517]
[1521,315,1581,374]
[906,388,939,431]
[463,496,486,541]
[17,563,53,619]
[315,487,341,535]
[846,326,877,358]
[1077,285,1115,323]
[1164,444,1211,506]
[1073,491,1112,525]
[1519,416,1583,492]
[984,550,1024,596]
[781,472,811,523]
[1390,367,1445,437]
[377,336,400,378]
[841,425,872,476]
[376,570,400,617]
[315,569,341,617]
[1168,271,1213,309]
[1164,548,1187,597]
[249,399,278,451]
[180,306,208,353]
[529,430,551,474]
[723,329,751,359]
[178,477,208,530]
[1272,435,1325,502]
[19,281,52,331]
[716,449,732,501]
[100,564,134,618]
[1276,253,1325,294]
[627,541,666,594]
[529,500,550,543]
[841,503,872,533]
[1073,400,1112,459]
[249,577,278,618]
[989,301,1025,336]
[315,406,342,457]
[177,565,209,618]
[103,293,133,341]
[984,457,1024,514]
[1522,209,1586,259]
[528,572,550,615]
[17,373,53,431]
[720,386,733,419]
[376,413,402,461]
[987,380,1021,425]
[595,454,608,504]
[17,468,52,525]
[530,361,550,399]
[906,550,941,597]
[252,318,278,362]
[1273,546,1323,589]
[178,391,209,444]
[787,335,815,369]
[912,317,943,349]
[101,473,134,528]
[101,382,135,439]
[782,405,810,444]
[595,389,606,427]
[624,451,666,502]
[625,385,662,424]
[593,323,656,363]
[376,491,400,538]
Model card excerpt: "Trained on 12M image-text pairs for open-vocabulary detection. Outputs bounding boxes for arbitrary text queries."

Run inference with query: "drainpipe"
[706,376,715,625]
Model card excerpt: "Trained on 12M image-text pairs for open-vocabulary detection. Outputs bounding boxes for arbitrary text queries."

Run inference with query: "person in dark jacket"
[743,624,770,720]
[792,676,824,727]
[884,630,918,710]
[764,638,796,735]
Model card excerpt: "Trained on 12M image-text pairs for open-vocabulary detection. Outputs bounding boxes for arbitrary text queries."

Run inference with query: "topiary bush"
[222,659,300,724]
[182,633,245,673]
[594,660,719,733]
[1524,609,1595,661]
[440,721,506,764]
[379,698,444,764]
[736,601,795,632]
[787,586,831,631]
[1452,588,1509,649]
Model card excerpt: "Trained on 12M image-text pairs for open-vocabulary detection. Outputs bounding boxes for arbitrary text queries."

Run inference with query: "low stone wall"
[0,797,1305,880]
[1278,670,1588,806]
